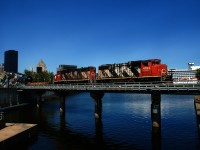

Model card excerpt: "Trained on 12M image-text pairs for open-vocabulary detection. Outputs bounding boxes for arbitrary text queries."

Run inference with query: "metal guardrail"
[18,82,200,94]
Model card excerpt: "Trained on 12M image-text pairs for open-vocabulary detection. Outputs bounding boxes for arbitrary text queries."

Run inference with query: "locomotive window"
[152,61,159,66]
[143,62,148,66]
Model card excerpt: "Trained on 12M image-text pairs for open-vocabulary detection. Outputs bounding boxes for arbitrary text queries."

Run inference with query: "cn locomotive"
[54,59,170,83]
[54,65,96,83]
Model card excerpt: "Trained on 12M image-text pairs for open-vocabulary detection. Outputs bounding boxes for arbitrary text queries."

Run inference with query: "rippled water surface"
[5,93,200,150]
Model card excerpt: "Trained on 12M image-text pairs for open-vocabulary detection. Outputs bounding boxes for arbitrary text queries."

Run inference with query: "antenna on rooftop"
[188,62,194,70]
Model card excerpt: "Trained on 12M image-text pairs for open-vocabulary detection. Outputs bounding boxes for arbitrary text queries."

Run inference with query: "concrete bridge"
[16,82,200,139]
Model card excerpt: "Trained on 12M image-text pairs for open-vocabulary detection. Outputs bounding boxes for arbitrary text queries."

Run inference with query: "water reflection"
[151,126,161,150]
[94,98,105,149]
[2,93,200,149]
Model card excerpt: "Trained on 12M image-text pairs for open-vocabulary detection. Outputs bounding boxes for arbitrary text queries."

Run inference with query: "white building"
[170,63,200,84]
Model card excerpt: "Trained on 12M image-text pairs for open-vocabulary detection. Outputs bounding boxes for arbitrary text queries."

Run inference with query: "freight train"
[54,59,171,83]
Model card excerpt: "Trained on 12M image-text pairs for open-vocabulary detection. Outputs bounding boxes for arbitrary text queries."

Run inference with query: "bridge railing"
[18,82,200,93]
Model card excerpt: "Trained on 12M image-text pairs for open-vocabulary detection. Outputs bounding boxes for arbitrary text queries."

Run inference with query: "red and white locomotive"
[97,59,168,82]
[54,59,169,83]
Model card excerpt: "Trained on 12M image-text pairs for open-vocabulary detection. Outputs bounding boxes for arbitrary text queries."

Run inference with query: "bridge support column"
[90,91,104,120]
[60,96,66,114]
[194,96,200,136]
[90,91,104,147]
[35,91,45,108]
[0,112,5,129]
[151,92,161,133]
[54,92,69,116]
[37,95,42,108]
[151,92,161,150]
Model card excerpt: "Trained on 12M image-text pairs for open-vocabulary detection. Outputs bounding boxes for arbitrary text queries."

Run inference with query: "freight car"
[54,65,96,83]
[54,59,170,83]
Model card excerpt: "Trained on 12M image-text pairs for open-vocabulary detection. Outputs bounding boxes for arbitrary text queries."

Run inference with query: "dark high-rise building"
[4,50,18,73]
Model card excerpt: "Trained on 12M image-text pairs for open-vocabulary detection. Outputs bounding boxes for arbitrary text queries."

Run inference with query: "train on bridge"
[54,59,172,83]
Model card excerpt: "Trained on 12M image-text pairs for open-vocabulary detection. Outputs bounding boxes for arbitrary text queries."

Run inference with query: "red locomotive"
[97,59,167,82]
[54,59,169,83]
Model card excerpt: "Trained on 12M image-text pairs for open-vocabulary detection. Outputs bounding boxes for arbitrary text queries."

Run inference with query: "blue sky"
[0,0,200,73]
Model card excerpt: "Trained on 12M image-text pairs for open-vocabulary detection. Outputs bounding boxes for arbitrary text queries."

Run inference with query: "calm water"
[4,93,200,150]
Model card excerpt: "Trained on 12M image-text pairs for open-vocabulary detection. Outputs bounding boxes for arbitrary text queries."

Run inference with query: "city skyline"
[1,0,200,73]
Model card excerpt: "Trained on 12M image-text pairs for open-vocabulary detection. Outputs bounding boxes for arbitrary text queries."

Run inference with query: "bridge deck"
[19,83,200,95]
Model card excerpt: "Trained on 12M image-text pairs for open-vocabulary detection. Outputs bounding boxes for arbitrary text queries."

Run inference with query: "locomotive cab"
[140,59,167,80]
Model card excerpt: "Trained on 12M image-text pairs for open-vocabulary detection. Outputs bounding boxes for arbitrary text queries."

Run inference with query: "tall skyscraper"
[4,50,18,73]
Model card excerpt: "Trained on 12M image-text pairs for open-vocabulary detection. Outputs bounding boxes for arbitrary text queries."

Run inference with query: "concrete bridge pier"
[54,92,69,115]
[151,92,161,134]
[151,92,161,150]
[35,91,46,108]
[90,91,104,147]
[0,112,5,129]
[90,91,104,120]
[60,95,66,114]
[17,90,30,104]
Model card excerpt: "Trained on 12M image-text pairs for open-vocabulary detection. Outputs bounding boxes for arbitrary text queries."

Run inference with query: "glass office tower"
[4,50,18,73]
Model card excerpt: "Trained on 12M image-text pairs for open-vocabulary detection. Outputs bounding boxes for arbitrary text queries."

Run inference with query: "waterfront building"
[4,50,18,73]
[170,63,200,84]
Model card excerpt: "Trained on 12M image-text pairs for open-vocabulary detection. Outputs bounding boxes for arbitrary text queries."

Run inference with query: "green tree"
[196,68,200,80]
[24,70,54,83]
